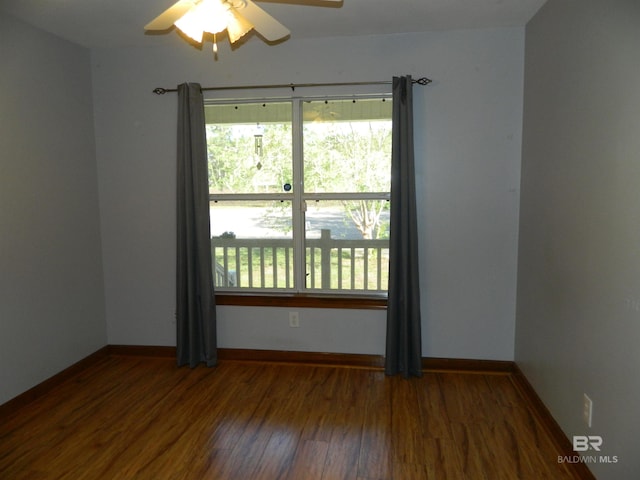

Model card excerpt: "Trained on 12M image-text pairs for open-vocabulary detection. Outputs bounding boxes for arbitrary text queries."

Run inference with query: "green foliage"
[303,121,392,194]
[207,123,292,194]
[206,101,392,240]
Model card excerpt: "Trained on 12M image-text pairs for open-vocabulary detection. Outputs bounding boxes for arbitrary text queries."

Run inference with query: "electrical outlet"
[289,311,300,328]
[583,394,593,428]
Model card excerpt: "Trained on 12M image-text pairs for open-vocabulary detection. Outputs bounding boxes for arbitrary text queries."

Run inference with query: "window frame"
[206,94,392,306]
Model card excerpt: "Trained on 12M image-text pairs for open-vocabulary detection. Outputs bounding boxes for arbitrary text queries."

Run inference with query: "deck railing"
[212,229,389,292]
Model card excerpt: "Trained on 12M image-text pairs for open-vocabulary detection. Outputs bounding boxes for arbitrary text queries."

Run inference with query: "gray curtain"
[176,82,217,368]
[385,75,423,378]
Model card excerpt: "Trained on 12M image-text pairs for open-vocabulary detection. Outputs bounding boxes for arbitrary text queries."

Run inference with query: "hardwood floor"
[0,355,583,479]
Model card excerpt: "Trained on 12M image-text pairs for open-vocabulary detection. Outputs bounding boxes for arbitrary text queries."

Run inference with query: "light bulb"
[175,0,234,43]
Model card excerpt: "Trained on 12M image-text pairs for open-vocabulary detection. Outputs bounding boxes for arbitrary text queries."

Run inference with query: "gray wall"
[0,14,107,404]
[516,0,640,478]
[92,27,524,360]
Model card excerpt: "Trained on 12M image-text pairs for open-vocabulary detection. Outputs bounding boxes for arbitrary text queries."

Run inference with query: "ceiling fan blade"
[145,0,197,30]
[239,0,290,41]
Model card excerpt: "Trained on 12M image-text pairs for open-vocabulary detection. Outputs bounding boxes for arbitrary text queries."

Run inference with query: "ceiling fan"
[145,0,341,52]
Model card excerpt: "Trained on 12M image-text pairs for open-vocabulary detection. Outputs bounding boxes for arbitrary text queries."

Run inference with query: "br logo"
[573,436,603,452]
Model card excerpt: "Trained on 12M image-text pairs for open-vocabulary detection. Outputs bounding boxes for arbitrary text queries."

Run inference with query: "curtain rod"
[152,77,431,95]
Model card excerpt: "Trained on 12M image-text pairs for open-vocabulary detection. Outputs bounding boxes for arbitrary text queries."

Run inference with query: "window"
[206,96,392,295]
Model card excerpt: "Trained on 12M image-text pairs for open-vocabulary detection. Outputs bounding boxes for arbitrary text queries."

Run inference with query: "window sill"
[215,293,387,310]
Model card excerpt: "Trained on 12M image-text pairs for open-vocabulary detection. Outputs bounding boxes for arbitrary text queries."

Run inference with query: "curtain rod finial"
[414,77,432,86]
[153,87,168,95]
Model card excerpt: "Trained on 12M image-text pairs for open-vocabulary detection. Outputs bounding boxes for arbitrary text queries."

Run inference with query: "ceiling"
[0,0,547,49]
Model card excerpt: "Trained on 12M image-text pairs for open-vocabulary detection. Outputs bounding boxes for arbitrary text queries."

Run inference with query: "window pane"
[206,102,292,194]
[210,201,294,290]
[303,98,392,194]
[206,96,391,295]
[305,200,389,292]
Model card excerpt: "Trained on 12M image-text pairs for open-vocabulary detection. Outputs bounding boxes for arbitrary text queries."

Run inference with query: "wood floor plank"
[299,368,341,443]
[0,356,584,480]
[323,437,360,480]
[451,421,500,480]
[391,462,429,480]
[286,439,329,480]
[437,372,502,424]
[216,367,306,479]
[422,438,468,480]
[318,370,370,480]
[415,373,454,440]
[356,371,392,480]
[390,377,425,466]
[250,431,299,480]
[321,407,363,480]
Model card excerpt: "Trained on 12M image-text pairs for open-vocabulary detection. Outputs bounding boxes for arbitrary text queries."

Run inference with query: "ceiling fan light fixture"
[145,0,293,54]
[174,0,239,43]
[227,10,254,43]
[174,13,204,42]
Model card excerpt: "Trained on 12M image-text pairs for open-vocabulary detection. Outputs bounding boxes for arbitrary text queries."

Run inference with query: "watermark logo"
[572,435,602,452]
[558,436,619,464]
